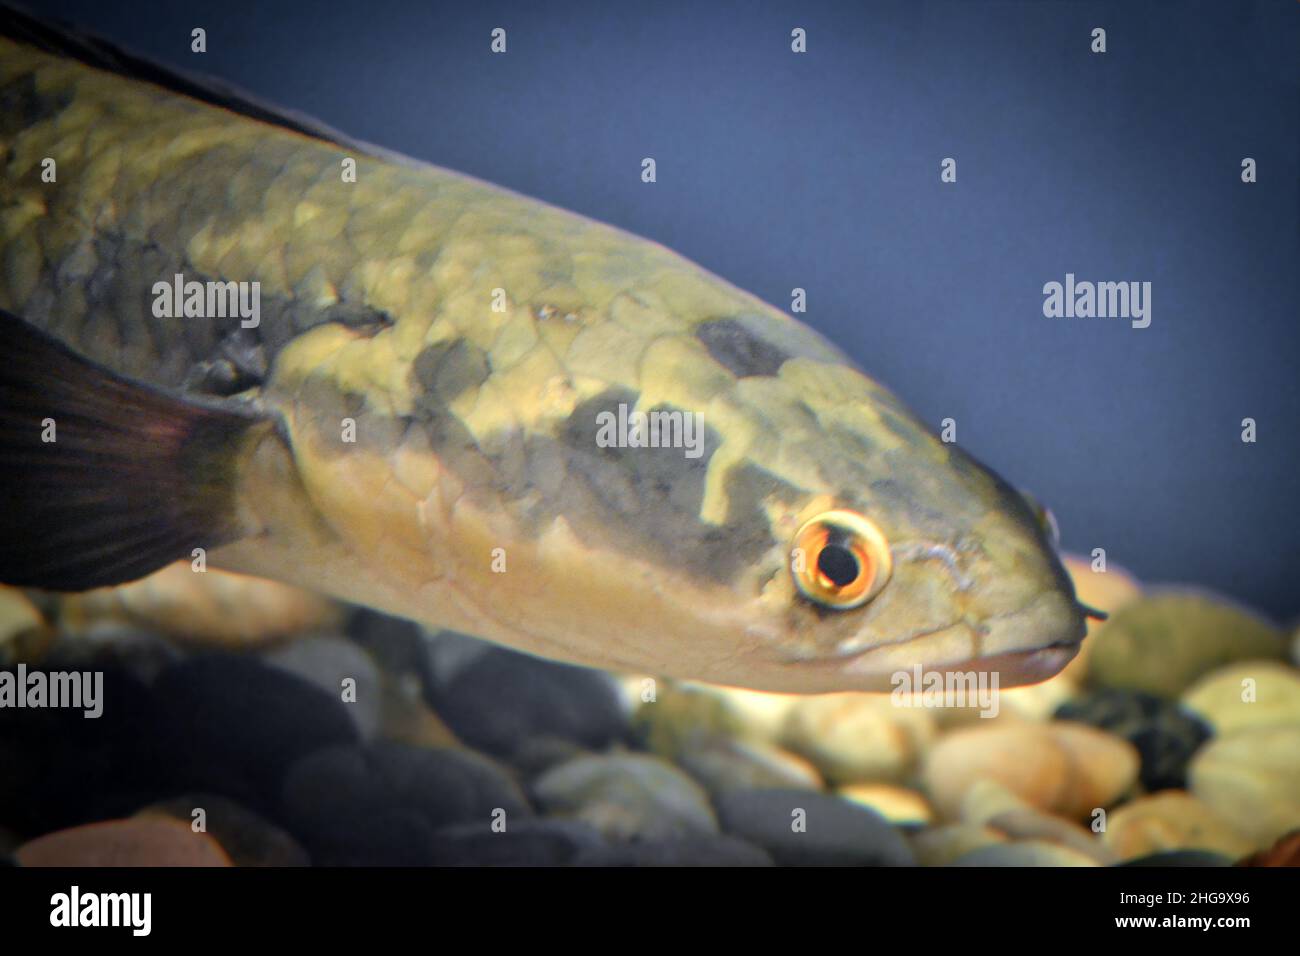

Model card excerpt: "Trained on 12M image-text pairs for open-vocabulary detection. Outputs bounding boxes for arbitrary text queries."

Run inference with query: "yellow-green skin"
[0,37,1084,691]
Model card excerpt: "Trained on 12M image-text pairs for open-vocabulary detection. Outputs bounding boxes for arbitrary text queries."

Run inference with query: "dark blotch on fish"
[413,339,492,404]
[696,317,790,378]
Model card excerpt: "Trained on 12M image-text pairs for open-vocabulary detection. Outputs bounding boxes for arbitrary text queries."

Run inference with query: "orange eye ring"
[791,509,892,610]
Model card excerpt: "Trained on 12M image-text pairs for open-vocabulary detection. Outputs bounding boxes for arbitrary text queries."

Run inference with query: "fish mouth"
[798,590,1087,692]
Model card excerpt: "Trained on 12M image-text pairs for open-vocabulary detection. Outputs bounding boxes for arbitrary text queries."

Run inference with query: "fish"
[0,6,1093,693]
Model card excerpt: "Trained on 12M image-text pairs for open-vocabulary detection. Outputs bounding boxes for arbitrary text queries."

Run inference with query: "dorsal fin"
[0,1,390,157]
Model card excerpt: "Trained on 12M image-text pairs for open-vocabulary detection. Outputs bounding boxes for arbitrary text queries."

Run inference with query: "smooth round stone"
[780,693,936,785]
[262,635,382,740]
[923,723,1137,822]
[1120,850,1233,867]
[1055,688,1212,791]
[713,789,915,866]
[1181,661,1300,735]
[987,808,1116,864]
[430,647,628,757]
[1086,591,1286,698]
[17,818,231,866]
[958,780,1039,825]
[429,819,608,866]
[630,682,759,760]
[949,841,1100,867]
[575,834,774,867]
[152,655,360,800]
[1189,725,1300,846]
[837,784,933,827]
[927,730,1067,822]
[532,753,717,841]
[138,794,310,866]
[910,824,1007,867]
[56,562,341,647]
[677,736,823,795]
[1102,792,1254,861]
[0,585,44,650]
[282,742,531,843]
[1049,722,1141,816]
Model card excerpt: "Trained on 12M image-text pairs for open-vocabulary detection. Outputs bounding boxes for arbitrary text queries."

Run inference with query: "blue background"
[21,0,1300,620]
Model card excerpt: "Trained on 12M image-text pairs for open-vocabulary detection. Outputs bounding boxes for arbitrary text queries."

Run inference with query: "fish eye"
[792,509,892,610]
[1019,489,1061,548]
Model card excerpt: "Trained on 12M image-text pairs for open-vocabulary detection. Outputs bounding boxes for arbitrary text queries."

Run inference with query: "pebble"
[0,585,45,652]
[1086,591,1286,697]
[428,819,608,866]
[1054,688,1212,791]
[1188,724,1300,846]
[1181,661,1300,735]
[152,655,360,804]
[138,793,310,866]
[949,841,1099,867]
[779,693,936,785]
[910,824,1007,867]
[280,743,530,865]
[630,682,759,759]
[837,784,933,826]
[16,818,231,866]
[262,635,383,740]
[55,562,341,647]
[676,736,823,795]
[986,808,1116,864]
[532,753,718,841]
[1101,792,1255,861]
[0,664,177,835]
[430,646,628,757]
[923,723,1138,822]
[575,834,774,867]
[713,789,915,866]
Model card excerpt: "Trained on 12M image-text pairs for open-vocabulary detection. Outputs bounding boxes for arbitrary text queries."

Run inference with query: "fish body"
[0,14,1086,692]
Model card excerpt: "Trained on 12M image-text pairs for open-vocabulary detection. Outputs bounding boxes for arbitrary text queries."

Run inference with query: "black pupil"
[817,544,859,587]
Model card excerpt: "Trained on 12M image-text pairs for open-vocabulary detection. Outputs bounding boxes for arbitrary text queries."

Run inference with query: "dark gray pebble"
[429,646,628,757]
[429,819,607,866]
[713,789,915,866]
[281,741,532,859]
